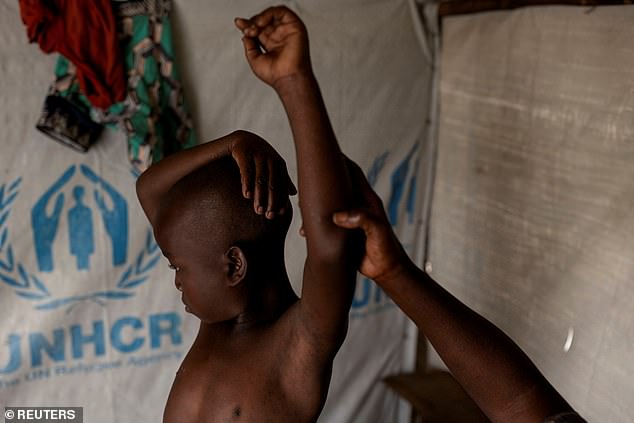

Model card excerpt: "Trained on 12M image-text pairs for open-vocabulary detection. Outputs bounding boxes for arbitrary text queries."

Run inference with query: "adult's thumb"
[333,210,366,230]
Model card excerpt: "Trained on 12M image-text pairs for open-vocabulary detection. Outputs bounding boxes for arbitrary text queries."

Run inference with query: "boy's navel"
[233,407,241,418]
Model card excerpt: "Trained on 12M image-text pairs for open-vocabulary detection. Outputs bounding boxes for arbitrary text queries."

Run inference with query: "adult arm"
[136,130,295,227]
[236,7,358,351]
[332,160,576,423]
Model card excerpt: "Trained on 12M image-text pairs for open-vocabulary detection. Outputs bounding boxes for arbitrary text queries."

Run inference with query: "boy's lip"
[181,297,191,313]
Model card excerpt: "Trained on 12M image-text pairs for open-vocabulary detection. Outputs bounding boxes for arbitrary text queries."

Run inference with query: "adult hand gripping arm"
[332,159,579,423]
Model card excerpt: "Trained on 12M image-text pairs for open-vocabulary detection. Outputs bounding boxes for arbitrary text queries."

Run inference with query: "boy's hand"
[235,6,312,89]
[332,159,412,283]
[229,131,297,219]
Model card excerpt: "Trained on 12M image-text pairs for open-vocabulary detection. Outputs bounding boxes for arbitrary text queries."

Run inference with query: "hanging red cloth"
[19,0,126,109]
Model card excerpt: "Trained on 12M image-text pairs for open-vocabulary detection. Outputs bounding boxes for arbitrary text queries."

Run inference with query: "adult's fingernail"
[257,206,264,214]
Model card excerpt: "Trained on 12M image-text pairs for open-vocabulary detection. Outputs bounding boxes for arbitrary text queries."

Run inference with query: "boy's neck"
[204,257,297,333]
[237,276,298,328]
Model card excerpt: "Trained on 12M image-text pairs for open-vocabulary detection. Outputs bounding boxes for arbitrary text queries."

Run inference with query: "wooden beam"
[439,0,633,16]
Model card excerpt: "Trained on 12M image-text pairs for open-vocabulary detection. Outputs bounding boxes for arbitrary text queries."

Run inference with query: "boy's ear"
[224,246,247,287]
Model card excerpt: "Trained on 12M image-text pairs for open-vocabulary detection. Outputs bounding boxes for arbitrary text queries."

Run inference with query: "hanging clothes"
[33,0,197,173]
[19,0,127,109]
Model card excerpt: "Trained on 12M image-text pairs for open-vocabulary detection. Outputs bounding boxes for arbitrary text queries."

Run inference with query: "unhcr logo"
[0,165,161,311]
[32,165,128,272]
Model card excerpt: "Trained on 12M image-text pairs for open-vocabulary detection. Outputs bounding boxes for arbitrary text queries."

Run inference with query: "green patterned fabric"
[37,0,196,173]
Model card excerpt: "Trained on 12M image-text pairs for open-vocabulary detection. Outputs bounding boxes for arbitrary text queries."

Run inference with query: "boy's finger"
[253,156,268,215]
[266,161,294,217]
[234,17,250,31]
[255,5,297,27]
[271,163,292,218]
[235,17,261,38]
[232,152,253,199]
[266,159,279,219]
[250,6,279,29]
[258,22,302,53]
[241,36,262,64]
[278,197,291,216]
[256,26,276,52]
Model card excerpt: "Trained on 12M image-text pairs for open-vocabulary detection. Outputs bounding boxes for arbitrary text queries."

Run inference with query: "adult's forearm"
[378,264,571,422]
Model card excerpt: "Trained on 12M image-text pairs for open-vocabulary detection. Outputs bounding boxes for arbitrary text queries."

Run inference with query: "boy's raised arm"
[136,130,295,227]
[236,7,358,350]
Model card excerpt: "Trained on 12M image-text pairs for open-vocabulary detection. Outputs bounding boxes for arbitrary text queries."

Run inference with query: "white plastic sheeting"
[0,1,437,422]
[430,6,634,422]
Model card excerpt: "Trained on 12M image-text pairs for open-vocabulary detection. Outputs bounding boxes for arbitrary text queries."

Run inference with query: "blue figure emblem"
[31,166,75,272]
[31,165,128,272]
[68,186,95,270]
[81,165,128,266]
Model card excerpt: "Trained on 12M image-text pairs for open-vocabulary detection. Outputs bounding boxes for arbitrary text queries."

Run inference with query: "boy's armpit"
[296,259,356,351]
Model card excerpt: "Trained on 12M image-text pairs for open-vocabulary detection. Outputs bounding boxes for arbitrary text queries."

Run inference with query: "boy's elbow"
[135,177,148,206]
[135,171,147,195]
[309,229,360,266]
[135,175,155,222]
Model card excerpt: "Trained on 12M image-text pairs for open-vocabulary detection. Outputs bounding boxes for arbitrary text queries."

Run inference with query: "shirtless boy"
[136,6,358,423]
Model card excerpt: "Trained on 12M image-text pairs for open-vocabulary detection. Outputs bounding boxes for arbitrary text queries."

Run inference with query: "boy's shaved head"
[157,156,290,254]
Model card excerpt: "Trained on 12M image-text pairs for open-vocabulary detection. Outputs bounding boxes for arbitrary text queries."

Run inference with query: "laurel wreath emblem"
[0,177,161,311]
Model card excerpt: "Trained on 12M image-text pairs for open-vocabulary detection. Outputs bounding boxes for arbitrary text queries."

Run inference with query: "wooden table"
[384,370,490,423]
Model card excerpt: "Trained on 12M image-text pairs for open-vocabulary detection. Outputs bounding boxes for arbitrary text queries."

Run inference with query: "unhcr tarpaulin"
[0,1,437,421]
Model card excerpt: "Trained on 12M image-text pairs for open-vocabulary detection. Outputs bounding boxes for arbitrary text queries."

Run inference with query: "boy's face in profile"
[153,201,232,323]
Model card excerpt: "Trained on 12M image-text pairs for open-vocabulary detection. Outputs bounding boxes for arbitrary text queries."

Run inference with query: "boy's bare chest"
[166,360,288,422]
[163,330,326,423]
